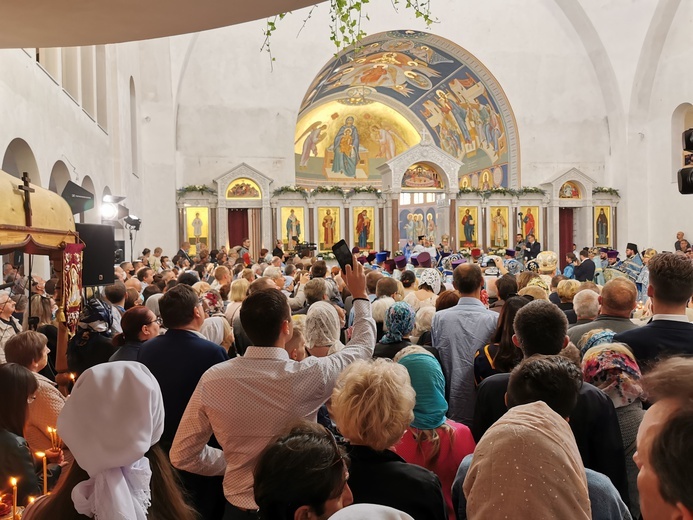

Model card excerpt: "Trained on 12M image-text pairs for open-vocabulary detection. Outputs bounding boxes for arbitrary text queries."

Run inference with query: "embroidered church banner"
[63,242,84,335]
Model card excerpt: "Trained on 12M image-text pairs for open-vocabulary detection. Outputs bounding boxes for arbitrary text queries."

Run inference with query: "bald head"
[599,278,637,317]
[453,263,483,296]
[249,277,277,295]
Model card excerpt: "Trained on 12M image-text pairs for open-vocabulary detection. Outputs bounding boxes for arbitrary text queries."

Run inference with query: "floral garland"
[346,186,382,199]
[176,185,216,198]
[592,186,620,197]
[457,186,546,199]
[321,252,336,260]
[312,186,346,197]
[272,185,310,199]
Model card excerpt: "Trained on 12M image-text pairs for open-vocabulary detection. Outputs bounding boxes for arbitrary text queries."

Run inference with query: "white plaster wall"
[641,0,693,253]
[174,0,613,191]
[0,40,179,273]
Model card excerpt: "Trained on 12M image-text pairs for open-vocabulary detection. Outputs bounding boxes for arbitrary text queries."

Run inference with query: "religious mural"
[185,207,209,255]
[280,207,305,250]
[490,206,509,248]
[318,207,340,252]
[594,206,611,247]
[398,207,437,249]
[458,206,478,247]
[353,206,375,250]
[226,178,261,199]
[518,206,539,240]
[401,163,445,190]
[296,30,515,189]
[559,181,581,199]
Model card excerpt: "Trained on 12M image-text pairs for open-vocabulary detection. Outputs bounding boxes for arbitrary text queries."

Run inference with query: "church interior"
[0,0,690,261]
[1,2,693,520]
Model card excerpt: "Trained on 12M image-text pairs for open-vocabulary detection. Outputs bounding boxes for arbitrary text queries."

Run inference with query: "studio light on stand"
[124,215,142,262]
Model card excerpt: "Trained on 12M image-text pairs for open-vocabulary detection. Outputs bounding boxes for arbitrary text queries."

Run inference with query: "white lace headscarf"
[58,362,164,520]
[305,301,344,354]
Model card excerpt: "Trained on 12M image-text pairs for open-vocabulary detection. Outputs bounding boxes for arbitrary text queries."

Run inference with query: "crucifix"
[18,171,35,227]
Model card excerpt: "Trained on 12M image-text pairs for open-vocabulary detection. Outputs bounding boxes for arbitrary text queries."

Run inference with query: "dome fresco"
[295,30,519,189]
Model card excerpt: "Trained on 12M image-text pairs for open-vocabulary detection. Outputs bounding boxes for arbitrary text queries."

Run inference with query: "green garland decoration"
[177,185,216,198]
[312,186,346,196]
[273,185,310,199]
[457,186,546,199]
[346,186,383,199]
[592,187,620,197]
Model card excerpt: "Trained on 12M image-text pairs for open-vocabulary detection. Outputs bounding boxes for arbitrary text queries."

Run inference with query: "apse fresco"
[296,30,515,188]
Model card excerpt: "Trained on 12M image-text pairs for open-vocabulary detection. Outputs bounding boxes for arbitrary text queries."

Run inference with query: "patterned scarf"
[581,345,643,408]
[380,302,416,344]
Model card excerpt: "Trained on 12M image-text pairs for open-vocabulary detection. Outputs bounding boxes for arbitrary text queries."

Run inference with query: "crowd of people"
[0,231,692,520]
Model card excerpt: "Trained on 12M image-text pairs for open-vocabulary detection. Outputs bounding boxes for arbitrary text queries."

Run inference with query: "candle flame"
[35,451,45,458]
[47,426,53,433]
[28,496,35,503]
[10,477,17,486]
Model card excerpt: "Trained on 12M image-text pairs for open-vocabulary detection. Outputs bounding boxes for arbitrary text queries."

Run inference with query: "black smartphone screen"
[332,239,353,273]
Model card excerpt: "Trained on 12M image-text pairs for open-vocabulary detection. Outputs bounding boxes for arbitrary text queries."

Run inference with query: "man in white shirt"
[171,257,375,519]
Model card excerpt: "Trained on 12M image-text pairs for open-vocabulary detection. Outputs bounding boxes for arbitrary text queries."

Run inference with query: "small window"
[400,193,411,205]
[414,193,424,204]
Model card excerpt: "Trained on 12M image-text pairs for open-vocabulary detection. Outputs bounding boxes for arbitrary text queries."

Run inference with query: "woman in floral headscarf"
[581,343,644,519]
[403,269,439,312]
[374,302,416,359]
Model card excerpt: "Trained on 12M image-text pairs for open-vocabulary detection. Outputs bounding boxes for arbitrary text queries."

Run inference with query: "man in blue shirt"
[431,263,498,426]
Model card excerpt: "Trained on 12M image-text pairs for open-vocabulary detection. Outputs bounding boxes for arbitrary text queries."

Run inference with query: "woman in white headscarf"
[331,504,414,519]
[23,362,197,520]
[305,301,344,357]
[403,269,439,312]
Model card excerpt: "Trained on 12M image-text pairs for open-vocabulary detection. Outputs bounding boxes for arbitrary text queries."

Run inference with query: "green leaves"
[262,0,435,67]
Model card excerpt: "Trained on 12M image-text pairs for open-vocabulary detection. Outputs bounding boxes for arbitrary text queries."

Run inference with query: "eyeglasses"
[149,317,163,325]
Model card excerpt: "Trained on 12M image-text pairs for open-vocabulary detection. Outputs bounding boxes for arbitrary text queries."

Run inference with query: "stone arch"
[2,138,40,185]
[400,161,447,192]
[80,175,98,224]
[48,160,71,194]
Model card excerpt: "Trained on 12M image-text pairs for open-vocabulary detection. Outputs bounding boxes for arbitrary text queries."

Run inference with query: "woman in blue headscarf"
[373,302,416,360]
[393,347,476,520]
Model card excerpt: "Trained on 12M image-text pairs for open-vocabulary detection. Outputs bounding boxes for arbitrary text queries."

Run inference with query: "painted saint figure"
[332,116,360,178]
[462,209,475,244]
[286,209,301,249]
[523,208,535,237]
[322,209,335,249]
[493,209,507,247]
[405,213,416,243]
[414,214,425,239]
[426,213,437,243]
[192,213,203,241]
[356,210,371,248]
[596,209,609,245]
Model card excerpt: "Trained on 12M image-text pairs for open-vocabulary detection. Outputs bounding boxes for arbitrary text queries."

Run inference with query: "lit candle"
[10,477,17,520]
[36,452,47,495]
[28,496,35,504]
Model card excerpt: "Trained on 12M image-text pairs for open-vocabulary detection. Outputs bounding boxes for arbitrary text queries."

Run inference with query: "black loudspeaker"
[76,223,115,286]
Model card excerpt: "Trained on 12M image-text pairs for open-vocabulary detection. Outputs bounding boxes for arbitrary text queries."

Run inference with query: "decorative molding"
[213,162,273,208]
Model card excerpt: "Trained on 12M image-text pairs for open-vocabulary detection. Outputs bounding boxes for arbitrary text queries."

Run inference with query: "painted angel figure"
[296,121,328,168]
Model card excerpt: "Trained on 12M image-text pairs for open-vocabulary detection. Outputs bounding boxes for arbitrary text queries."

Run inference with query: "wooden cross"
[18,171,35,227]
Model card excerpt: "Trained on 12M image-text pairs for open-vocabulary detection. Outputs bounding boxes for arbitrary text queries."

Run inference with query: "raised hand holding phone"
[344,255,367,300]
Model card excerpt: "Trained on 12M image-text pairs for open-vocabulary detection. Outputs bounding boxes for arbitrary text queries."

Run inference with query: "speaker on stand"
[75,223,116,286]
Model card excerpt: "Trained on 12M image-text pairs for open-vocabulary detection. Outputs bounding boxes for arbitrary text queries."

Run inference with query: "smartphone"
[332,239,353,273]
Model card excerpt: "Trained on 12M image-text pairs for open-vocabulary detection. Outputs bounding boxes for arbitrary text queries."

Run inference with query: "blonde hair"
[557,279,581,302]
[191,281,211,296]
[330,359,415,451]
[393,345,434,363]
[371,297,395,326]
[518,285,548,300]
[230,278,250,302]
[214,265,230,282]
